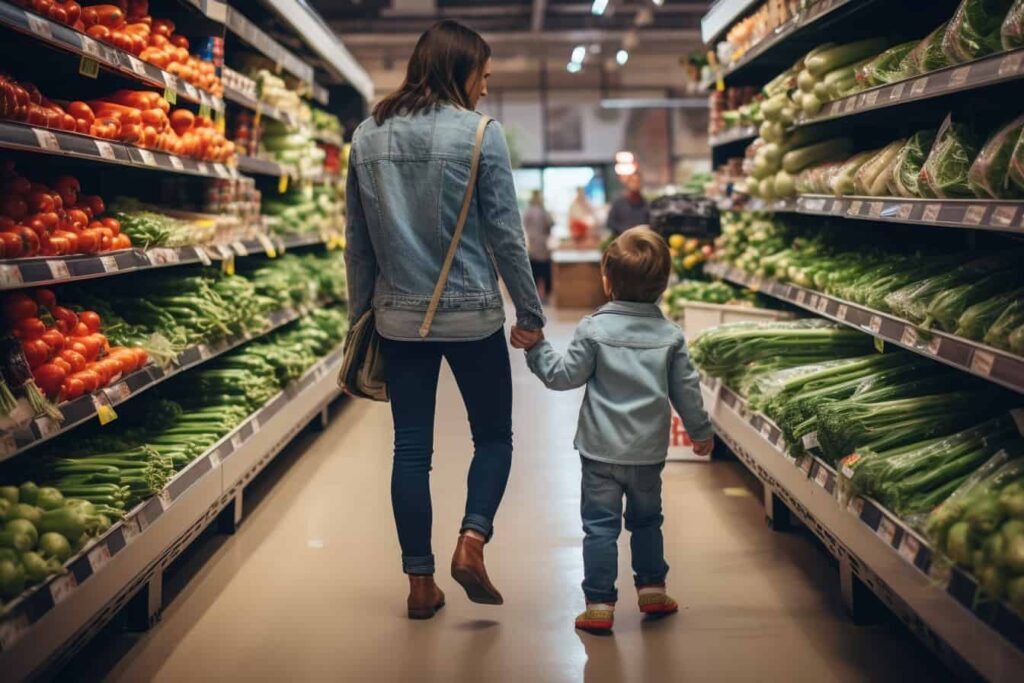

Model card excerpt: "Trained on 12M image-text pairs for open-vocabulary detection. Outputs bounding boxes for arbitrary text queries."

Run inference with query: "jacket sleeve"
[668,337,714,441]
[525,319,596,391]
[477,120,546,330]
[344,143,377,325]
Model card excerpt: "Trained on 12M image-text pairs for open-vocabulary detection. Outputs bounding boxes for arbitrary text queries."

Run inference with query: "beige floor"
[73,309,945,682]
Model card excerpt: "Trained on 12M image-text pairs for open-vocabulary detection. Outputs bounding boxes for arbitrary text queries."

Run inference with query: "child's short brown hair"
[601,226,671,303]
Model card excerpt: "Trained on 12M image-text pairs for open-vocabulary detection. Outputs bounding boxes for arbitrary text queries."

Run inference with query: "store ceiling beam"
[256,0,375,102]
[531,0,547,32]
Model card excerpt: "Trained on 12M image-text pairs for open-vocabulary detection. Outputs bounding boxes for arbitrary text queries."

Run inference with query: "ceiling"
[310,0,709,94]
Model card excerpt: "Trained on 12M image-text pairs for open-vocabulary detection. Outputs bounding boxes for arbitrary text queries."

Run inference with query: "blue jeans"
[581,457,668,603]
[383,330,513,575]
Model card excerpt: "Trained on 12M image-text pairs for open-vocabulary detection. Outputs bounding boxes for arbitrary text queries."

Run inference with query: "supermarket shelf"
[796,195,1024,233]
[701,0,761,44]
[236,154,290,178]
[223,5,314,85]
[313,130,344,148]
[0,120,238,179]
[0,231,335,291]
[804,49,1024,124]
[704,261,1024,394]
[179,0,228,23]
[702,378,1024,680]
[709,125,758,148]
[222,86,304,130]
[0,346,344,679]
[0,2,225,113]
[0,301,332,462]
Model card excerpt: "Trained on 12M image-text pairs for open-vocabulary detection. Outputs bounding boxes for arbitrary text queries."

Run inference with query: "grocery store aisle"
[90,309,943,682]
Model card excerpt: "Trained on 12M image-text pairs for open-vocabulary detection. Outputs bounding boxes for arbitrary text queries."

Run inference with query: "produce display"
[10,1,224,96]
[261,119,325,178]
[262,185,342,236]
[0,161,130,258]
[311,108,342,139]
[0,76,234,162]
[713,211,1024,353]
[665,280,753,309]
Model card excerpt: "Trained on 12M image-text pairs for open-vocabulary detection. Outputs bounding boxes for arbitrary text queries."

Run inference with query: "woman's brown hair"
[372,20,491,124]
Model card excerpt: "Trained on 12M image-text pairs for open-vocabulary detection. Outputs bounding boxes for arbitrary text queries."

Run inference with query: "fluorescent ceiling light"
[571,45,586,63]
[616,49,629,65]
[592,0,609,16]
[652,0,665,5]
[567,61,582,73]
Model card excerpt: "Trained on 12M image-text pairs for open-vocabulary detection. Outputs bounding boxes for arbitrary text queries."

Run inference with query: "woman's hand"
[511,326,543,350]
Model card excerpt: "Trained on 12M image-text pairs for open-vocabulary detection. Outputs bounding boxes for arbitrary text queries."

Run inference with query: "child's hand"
[511,326,544,350]
[693,437,714,457]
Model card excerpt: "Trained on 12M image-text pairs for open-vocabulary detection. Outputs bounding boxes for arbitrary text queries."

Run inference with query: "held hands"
[511,326,544,350]
[692,437,714,457]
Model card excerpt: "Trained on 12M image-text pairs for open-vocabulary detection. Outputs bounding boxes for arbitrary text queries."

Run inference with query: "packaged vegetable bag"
[859,41,919,87]
[853,140,906,196]
[969,114,1024,198]
[1009,126,1024,192]
[1003,0,1024,48]
[889,130,938,197]
[919,115,982,198]
[901,23,951,75]
[943,0,1015,63]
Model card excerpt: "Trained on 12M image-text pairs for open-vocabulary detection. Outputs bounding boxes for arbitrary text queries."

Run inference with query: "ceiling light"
[592,0,609,16]
[616,49,629,66]
[571,46,586,63]
[652,0,665,5]
[567,61,582,74]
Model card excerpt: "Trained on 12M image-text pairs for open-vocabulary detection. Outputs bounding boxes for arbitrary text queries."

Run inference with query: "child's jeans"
[580,457,669,604]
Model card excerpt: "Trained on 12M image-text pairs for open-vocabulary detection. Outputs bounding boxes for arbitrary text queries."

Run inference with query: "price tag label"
[814,466,830,489]
[25,11,53,38]
[231,241,248,257]
[87,543,112,573]
[137,149,157,166]
[221,253,235,276]
[183,82,198,99]
[194,246,212,266]
[163,86,177,105]
[868,315,882,334]
[862,90,878,107]
[33,128,60,152]
[92,392,118,425]
[847,497,864,516]
[146,248,179,265]
[927,335,942,355]
[759,422,772,441]
[230,433,244,451]
[992,205,1017,227]
[126,56,148,76]
[896,203,913,220]
[802,432,819,450]
[79,56,100,79]
[121,516,141,544]
[256,233,278,258]
[91,139,117,161]
[0,433,17,458]
[922,203,941,223]
[843,97,857,113]
[747,276,762,291]
[45,260,70,280]
[890,82,905,101]
[868,202,883,217]
[0,264,24,287]
[909,77,928,97]
[251,416,261,432]
[278,174,289,193]
[998,51,1023,77]
[795,290,807,306]
[35,416,60,438]
[877,516,898,545]
[816,296,829,314]
[104,381,131,404]
[803,197,826,212]
[948,66,970,88]
[899,534,921,565]
[836,304,848,321]
[198,101,211,119]
[99,255,118,273]
[213,163,229,178]
[196,161,209,175]
[900,325,919,347]
[50,573,77,605]
[848,200,863,216]
[0,613,29,651]
[168,155,185,171]
[158,489,172,511]
[197,343,212,360]
[964,205,986,225]
[80,36,103,58]
[970,349,995,376]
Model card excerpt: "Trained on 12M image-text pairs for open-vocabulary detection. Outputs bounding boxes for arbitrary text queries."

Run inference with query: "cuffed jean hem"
[402,554,436,575]
[460,513,494,541]
[583,588,618,604]
[634,573,669,588]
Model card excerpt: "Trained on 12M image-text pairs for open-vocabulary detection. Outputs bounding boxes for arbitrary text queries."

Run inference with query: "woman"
[523,190,554,301]
[345,20,545,620]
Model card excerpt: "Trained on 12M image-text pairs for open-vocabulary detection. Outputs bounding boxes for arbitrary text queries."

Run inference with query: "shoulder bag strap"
[419,115,492,338]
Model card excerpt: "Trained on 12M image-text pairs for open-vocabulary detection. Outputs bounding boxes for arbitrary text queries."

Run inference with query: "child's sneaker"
[637,586,678,617]
[575,603,615,632]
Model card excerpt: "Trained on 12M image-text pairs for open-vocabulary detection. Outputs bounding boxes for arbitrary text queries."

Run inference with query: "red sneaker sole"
[576,619,614,632]
[639,603,678,615]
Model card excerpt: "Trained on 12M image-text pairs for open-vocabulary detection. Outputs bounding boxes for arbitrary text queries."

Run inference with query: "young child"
[513,226,714,633]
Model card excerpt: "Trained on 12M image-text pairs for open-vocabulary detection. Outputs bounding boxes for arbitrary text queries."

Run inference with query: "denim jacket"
[345,105,545,341]
[526,301,713,465]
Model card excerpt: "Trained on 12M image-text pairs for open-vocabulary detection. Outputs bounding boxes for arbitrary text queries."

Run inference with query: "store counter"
[552,249,607,309]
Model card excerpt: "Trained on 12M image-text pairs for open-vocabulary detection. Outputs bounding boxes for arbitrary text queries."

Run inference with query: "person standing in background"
[568,187,596,245]
[523,190,554,301]
[606,172,650,237]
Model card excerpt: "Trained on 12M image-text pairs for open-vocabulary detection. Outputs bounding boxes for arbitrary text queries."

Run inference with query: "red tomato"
[79,310,102,332]
[2,293,37,321]
[50,305,78,334]
[68,339,90,359]
[133,347,149,367]
[33,363,66,399]
[15,317,46,339]
[71,321,90,337]
[59,349,86,373]
[61,377,85,401]
[71,370,100,393]
[40,328,65,354]
[52,357,72,375]
[33,288,56,309]
[21,338,50,368]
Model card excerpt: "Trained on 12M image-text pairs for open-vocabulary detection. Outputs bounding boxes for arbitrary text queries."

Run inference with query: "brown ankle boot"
[451,534,503,605]
[407,575,445,620]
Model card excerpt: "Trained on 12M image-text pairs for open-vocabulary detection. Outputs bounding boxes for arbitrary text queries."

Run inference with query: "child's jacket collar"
[594,301,664,319]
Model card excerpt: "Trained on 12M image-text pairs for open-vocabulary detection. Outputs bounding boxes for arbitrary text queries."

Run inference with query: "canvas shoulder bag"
[338,115,492,401]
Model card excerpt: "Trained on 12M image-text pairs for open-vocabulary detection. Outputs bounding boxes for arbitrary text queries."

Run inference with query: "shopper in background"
[606,172,650,237]
[511,227,713,633]
[523,190,555,301]
[345,20,545,620]
[568,187,596,244]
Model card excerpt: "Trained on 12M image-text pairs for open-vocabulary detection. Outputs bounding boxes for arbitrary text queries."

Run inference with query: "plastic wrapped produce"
[919,116,981,198]
[984,297,1024,349]
[942,0,1015,63]
[889,130,938,197]
[956,288,1024,340]
[858,41,919,87]
[968,114,1024,198]
[1010,323,1024,354]
[853,140,906,196]
[901,23,952,75]
[1004,0,1024,48]
[832,151,877,196]
[924,268,1024,331]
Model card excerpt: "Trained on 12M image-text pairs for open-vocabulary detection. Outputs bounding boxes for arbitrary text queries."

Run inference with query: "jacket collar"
[596,301,664,318]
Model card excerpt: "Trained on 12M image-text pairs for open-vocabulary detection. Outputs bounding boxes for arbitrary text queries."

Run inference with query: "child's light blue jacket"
[526,301,713,465]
